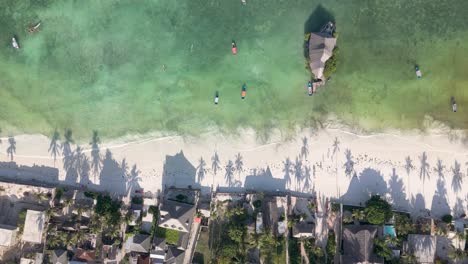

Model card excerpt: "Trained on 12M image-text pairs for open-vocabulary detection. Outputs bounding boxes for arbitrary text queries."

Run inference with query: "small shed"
[308,22,337,80]
[22,210,46,244]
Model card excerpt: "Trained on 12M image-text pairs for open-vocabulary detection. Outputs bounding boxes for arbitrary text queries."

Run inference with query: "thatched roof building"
[308,22,337,80]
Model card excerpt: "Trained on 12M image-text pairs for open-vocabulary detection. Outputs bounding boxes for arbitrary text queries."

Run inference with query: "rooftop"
[407,234,437,264]
[22,210,46,244]
[342,225,384,264]
[0,224,17,247]
[159,200,195,233]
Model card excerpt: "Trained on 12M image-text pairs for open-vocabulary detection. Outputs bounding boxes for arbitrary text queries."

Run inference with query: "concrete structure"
[0,224,17,247]
[22,210,46,244]
[159,200,195,233]
[407,234,437,264]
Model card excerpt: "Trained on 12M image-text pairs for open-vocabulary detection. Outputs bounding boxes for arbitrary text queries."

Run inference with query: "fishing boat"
[232,41,237,55]
[451,97,457,112]
[308,81,313,96]
[214,91,219,105]
[11,37,19,49]
[241,84,247,99]
[28,22,41,33]
[415,66,422,78]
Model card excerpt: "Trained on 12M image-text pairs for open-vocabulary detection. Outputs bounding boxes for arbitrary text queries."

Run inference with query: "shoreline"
[0,126,467,219]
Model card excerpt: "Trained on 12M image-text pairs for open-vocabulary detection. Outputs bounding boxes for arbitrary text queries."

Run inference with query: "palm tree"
[235,153,243,180]
[448,245,467,261]
[48,130,61,167]
[351,209,365,221]
[400,253,417,264]
[6,136,16,161]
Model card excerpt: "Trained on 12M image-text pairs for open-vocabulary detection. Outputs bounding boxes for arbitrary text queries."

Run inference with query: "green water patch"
[0,0,467,139]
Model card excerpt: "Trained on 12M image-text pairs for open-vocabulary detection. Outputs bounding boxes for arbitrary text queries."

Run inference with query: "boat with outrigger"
[214,91,219,105]
[11,37,19,49]
[451,97,457,112]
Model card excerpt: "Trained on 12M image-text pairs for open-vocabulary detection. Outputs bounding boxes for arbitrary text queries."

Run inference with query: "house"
[125,234,152,253]
[308,22,337,80]
[74,249,96,263]
[342,225,384,264]
[149,237,185,264]
[406,235,437,264]
[49,249,68,264]
[22,210,46,244]
[0,224,17,247]
[292,222,315,238]
[159,200,195,233]
[101,244,118,262]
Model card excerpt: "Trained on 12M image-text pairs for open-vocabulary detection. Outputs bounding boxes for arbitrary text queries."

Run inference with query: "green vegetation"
[288,238,302,264]
[92,194,122,238]
[442,214,453,223]
[155,227,180,245]
[326,230,336,263]
[394,213,415,240]
[54,187,64,201]
[323,47,339,79]
[304,238,325,263]
[253,199,262,208]
[131,196,143,204]
[84,191,98,199]
[374,237,393,261]
[365,195,392,225]
[17,209,27,235]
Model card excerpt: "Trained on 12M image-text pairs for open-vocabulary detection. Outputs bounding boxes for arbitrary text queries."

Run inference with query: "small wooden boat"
[451,97,457,112]
[232,41,237,55]
[214,91,219,105]
[11,37,19,49]
[415,66,422,78]
[241,84,247,99]
[28,22,41,33]
[308,81,313,96]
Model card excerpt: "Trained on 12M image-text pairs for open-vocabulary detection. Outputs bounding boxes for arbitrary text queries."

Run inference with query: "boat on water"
[12,37,19,49]
[241,84,247,99]
[232,41,237,55]
[451,97,457,112]
[214,91,219,105]
[415,66,422,78]
[28,22,41,33]
[308,81,313,96]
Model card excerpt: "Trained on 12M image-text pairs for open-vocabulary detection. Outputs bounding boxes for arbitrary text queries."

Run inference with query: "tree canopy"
[365,195,392,225]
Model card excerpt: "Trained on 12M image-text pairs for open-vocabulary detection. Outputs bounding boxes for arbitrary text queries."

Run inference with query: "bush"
[442,214,453,223]
[253,200,262,208]
[365,195,392,225]
[326,230,336,262]
[323,47,339,79]
[84,191,98,199]
[131,196,143,204]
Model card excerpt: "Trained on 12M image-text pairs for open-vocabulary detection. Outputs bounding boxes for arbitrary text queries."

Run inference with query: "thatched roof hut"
[308,22,337,80]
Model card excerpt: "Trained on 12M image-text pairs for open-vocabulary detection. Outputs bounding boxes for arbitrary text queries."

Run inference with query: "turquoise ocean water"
[0,0,467,139]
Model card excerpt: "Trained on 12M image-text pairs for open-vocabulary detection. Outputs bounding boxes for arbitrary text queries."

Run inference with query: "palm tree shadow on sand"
[90,131,102,180]
[300,137,309,160]
[419,152,430,192]
[224,160,235,187]
[282,158,293,188]
[196,157,206,184]
[343,149,355,178]
[451,161,462,193]
[48,130,61,167]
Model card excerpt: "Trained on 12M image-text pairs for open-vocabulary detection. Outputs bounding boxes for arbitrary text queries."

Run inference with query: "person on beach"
[232,41,237,55]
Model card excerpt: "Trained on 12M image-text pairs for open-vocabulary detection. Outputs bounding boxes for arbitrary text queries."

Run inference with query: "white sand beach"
[1,125,467,218]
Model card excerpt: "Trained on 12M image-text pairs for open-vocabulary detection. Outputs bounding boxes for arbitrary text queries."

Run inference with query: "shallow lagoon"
[0,0,467,139]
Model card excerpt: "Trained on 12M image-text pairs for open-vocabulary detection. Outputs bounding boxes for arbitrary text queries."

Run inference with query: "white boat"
[415,66,422,78]
[12,37,19,49]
